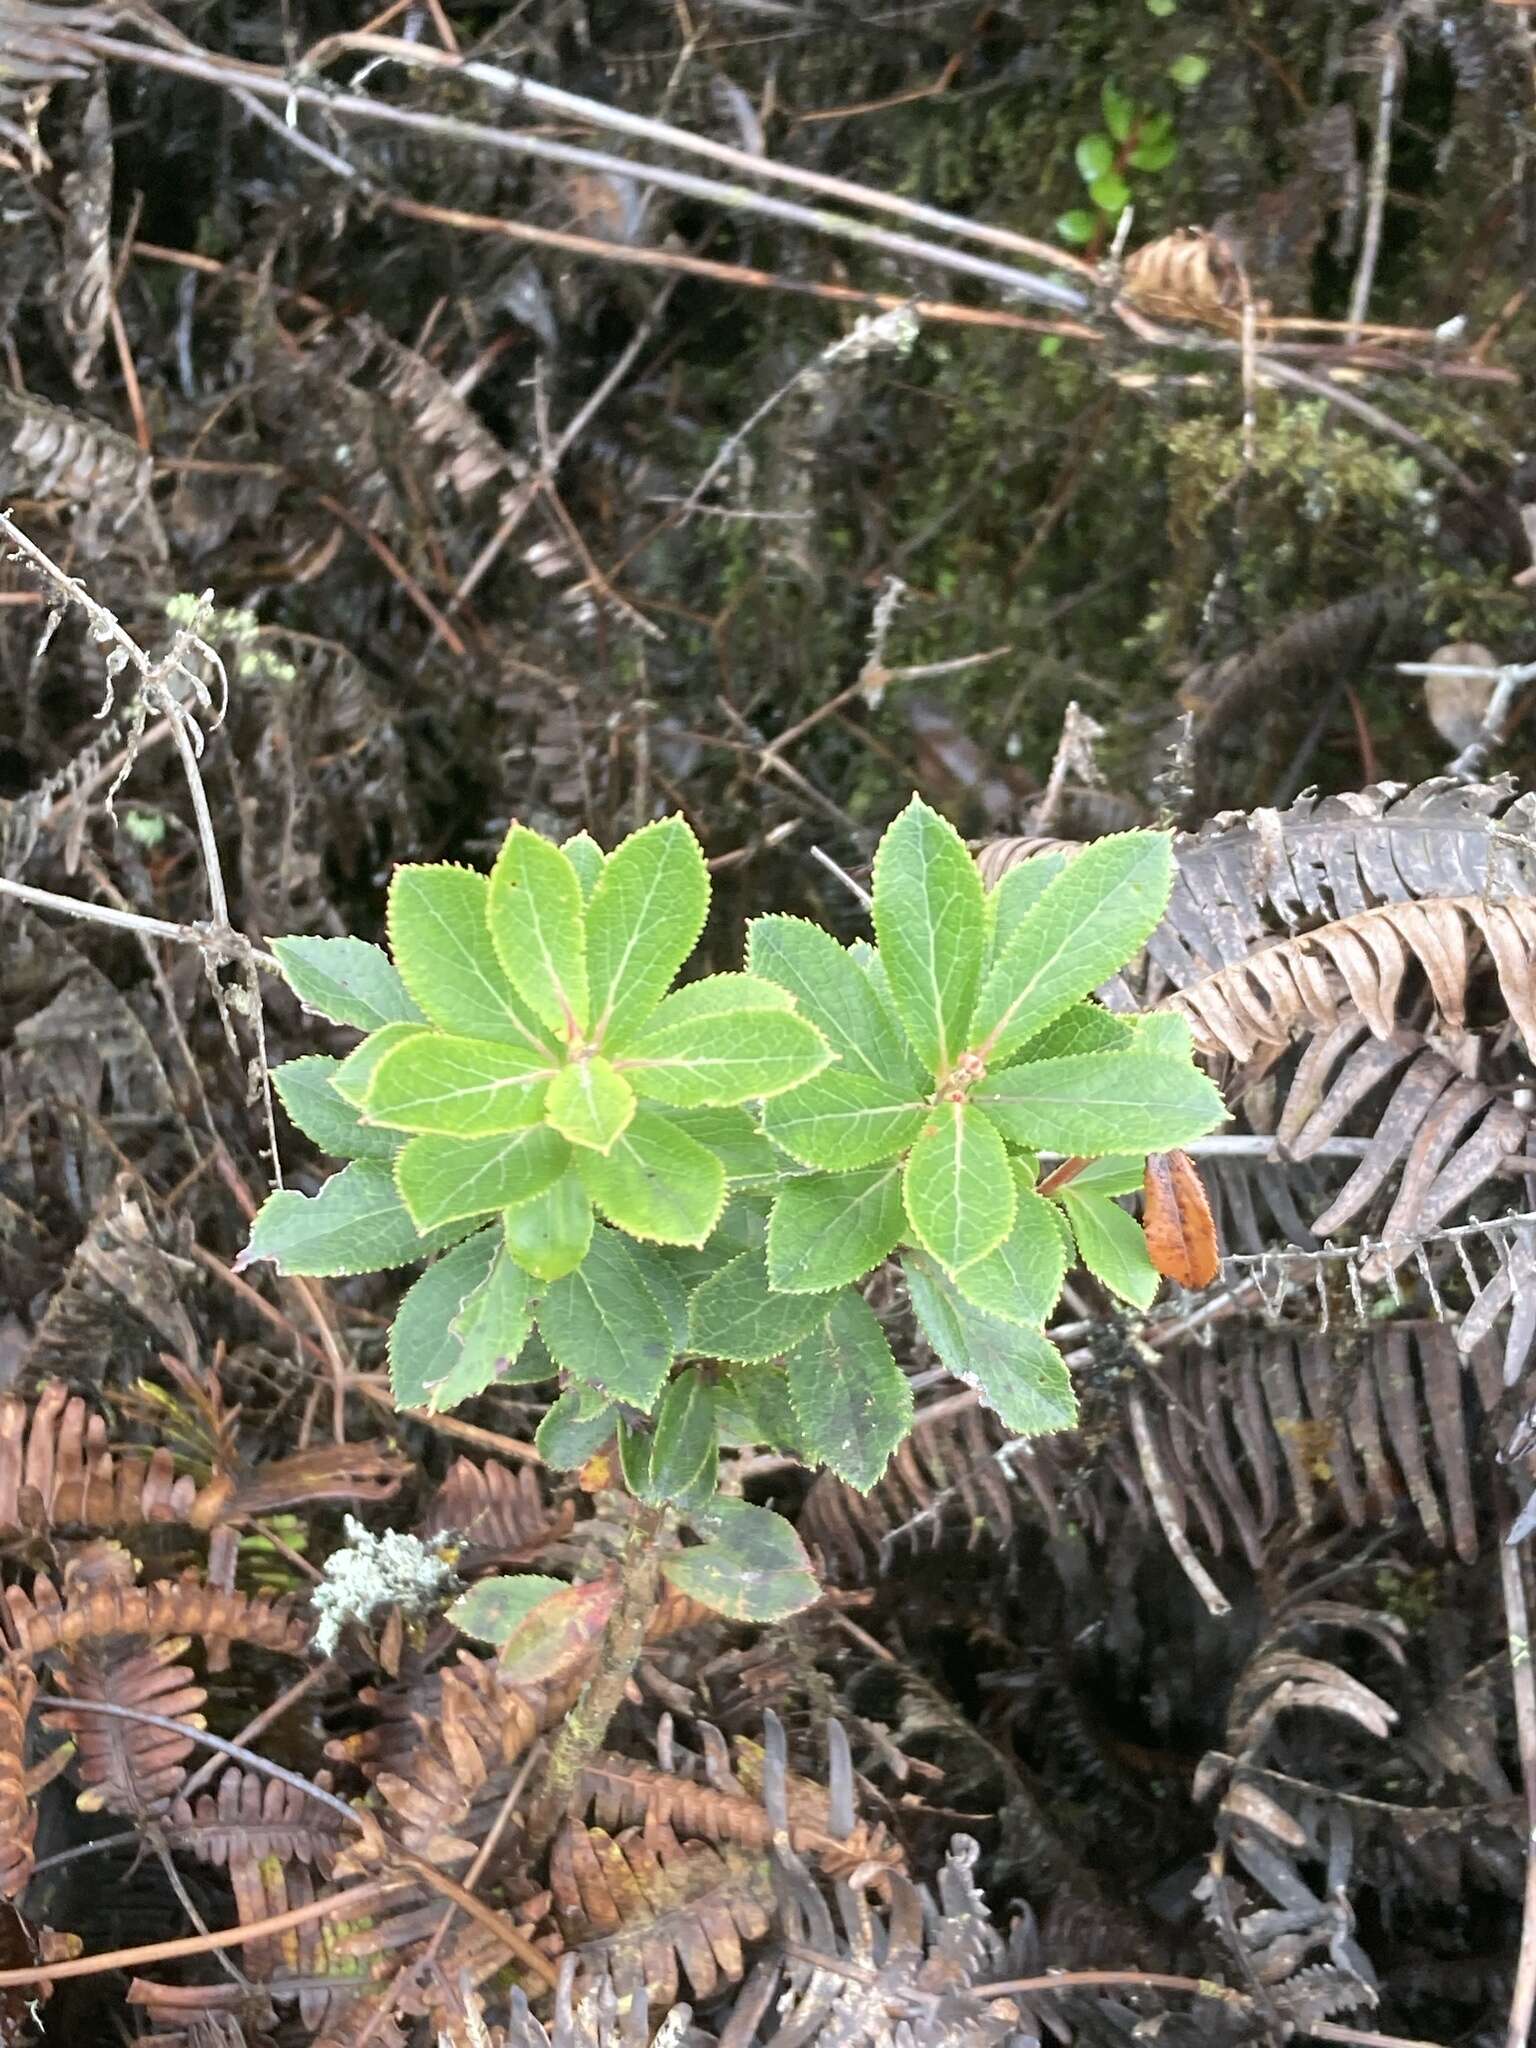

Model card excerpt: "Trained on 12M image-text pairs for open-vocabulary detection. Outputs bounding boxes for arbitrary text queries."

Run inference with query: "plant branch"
[524,1502,668,1850]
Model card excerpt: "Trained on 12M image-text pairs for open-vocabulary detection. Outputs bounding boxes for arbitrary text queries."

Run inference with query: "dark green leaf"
[432,1249,536,1406]
[1058,1187,1160,1307]
[975,1051,1225,1154]
[396,1126,570,1230]
[664,1499,819,1621]
[767,1164,905,1293]
[536,1388,617,1467]
[904,1251,1078,1436]
[241,1160,467,1278]
[787,1291,911,1491]
[952,1179,1067,1324]
[576,1108,726,1246]
[387,1228,500,1407]
[748,917,923,1088]
[645,1369,719,1510]
[759,1069,928,1171]
[687,1249,834,1362]
[273,1055,398,1161]
[449,1574,566,1644]
[538,1226,675,1409]
[902,1103,1015,1272]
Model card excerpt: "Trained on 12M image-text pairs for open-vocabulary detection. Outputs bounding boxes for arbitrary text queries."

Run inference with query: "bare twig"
[1128,1389,1232,1617]
[1347,21,1402,343]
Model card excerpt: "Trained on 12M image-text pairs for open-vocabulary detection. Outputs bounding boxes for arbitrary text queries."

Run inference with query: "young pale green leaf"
[1008,1002,1135,1064]
[620,1000,829,1108]
[502,1168,593,1282]
[787,1290,912,1491]
[1058,1187,1160,1307]
[538,1226,675,1409]
[487,823,590,1036]
[904,1251,1078,1436]
[563,832,605,901]
[576,1109,726,1246]
[644,1370,719,1511]
[388,1230,499,1407]
[871,797,986,1077]
[395,1126,570,1231]
[449,1574,566,1644]
[388,864,555,1054]
[663,1499,819,1622]
[273,1056,399,1161]
[332,1024,432,1109]
[241,1161,467,1278]
[535,1387,616,1467]
[970,833,1173,1061]
[545,1057,635,1152]
[975,1051,1225,1154]
[748,917,923,1089]
[666,1106,780,1181]
[271,935,425,1031]
[364,1034,555,1137]
[720,1363,804,1456]
[759,1069,928,1171]
[767,1164,905,1293]
[951,1179,1068,1324]
[687,1249,834,1362]
[902,1103,1015,1272]
[586,817,709,1047]
[631,972,794,1023]
[428,1249,536,1407]
[985,853,1066,967]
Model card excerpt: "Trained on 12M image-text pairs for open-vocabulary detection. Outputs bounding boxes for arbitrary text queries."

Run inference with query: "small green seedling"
[1057,79,1183,249]
[244,798,1224,1621]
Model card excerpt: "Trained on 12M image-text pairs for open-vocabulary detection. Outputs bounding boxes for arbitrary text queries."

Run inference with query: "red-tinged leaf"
[495,1577,618,1684]
[1141,1149,1220,1288]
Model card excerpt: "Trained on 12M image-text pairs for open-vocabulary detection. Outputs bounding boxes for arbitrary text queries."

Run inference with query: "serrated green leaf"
[449,1574,567,1644]
[387,1229,500,1407]
[241,1161,468,1278]
[621,1005,829,1109]
[767,1164,905,1293]
[576,1109,725,1246]
[644,1370,718,1510]
[1130,1011,1196,1058]
[687,1249,834,1362]
[902,1103,1015,1272]
[364,1034,555,1137]
[951,1179,1068,1323]
[1101,80,1135,139]
[986,853,1066,966]
[1058,1187,1160,1307]
[271,935,425,1031]
[430,1248,536,1407]
[904,1251,1077,1436]
[503,1168,593,1282]
[623,1240,692,1350]
[720,1363,803,1455]
[664,1499,819,1621]
[970,833,1173,1062]
[332,1024,432,1109]
[563,832,605,900]
[787,1290,911,1491]
[1065,1153,1145,1195]
[388,865,555,1055]
[749,918,923,1089]
[759,1069,928,1171]
[871,797,986,1078]
[274,1055,399,1161]
[396,1126,570,1230]
[536,1387,616,1467]
[545,1057,635,1151]
[1008,1003,1135,1064]
[617,1416,651,1495]
[487,823,590,1036]
[976,1051,1225,1154]
[1075,133,1115,182]
[586,817,709,1047]
[538,1226,675,1409]
[666,1106,779,1181]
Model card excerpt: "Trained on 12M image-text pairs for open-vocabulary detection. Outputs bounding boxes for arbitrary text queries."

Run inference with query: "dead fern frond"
[46,1637,206,1817]
[0,386,164,554]
[1,1570,312,1661]
[0,1664,37,1899]
[1121,226,1247,332]
[167,1766,348,1871]
[550,1817,773,2012]
[422,1455,572,1565]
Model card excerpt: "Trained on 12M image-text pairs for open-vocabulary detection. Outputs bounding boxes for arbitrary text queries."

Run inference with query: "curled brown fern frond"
[0,1664,37,1900]
[0,387,164,554]
[0,1379,201,1539]
[550,1817,773,2012]
[421,1455,572,1565]
[1,1571,312,1662]
[167,1766,348,1872]
[45,1637,206,1817]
